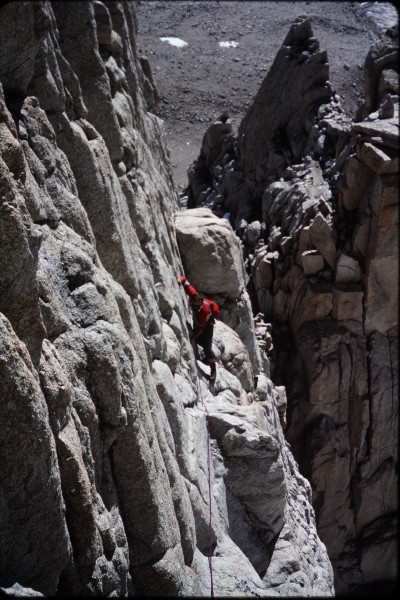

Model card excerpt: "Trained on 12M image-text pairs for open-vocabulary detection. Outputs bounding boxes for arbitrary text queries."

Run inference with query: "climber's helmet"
[191,294,203,307]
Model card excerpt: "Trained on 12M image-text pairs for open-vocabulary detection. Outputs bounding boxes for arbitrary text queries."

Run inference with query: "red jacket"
[182,282,219,335]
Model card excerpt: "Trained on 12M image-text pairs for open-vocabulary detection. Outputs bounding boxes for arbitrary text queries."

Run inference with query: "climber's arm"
[177,276,199,299]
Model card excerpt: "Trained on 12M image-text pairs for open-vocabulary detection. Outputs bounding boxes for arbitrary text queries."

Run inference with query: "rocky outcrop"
[186,16,398,597]
[238,17,332,198]
[0,2,334,597]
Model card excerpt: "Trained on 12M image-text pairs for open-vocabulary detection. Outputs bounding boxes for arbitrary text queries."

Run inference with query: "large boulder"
[175,208,246,298]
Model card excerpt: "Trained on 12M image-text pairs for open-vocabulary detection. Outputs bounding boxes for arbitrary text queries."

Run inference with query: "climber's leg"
[201,325,217,380]
[208,358,217,381]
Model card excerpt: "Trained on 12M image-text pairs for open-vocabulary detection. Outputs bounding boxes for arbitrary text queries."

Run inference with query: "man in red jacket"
[177,275,219,381]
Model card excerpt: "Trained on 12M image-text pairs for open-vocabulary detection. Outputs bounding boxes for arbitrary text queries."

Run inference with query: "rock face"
[186,16,398,597]
[0,2,334,597]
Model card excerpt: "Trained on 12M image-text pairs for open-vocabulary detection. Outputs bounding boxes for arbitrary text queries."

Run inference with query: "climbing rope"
[195,366,215,598]
[177,279,214,595]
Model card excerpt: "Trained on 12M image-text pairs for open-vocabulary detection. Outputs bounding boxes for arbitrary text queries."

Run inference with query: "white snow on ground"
[160,37,188,47]
[219,41,239,48]
[159,37,240,49]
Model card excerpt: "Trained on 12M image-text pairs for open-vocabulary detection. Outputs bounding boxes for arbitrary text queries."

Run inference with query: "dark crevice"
[3,88,25,123]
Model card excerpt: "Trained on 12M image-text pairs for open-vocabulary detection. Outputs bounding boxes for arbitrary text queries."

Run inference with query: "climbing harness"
[195,366,215,598]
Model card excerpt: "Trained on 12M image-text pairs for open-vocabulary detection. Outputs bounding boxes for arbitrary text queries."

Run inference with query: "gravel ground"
[134,1,392,190]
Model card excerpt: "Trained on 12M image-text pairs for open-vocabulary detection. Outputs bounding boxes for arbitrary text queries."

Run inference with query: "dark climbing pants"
[196,324,215,360]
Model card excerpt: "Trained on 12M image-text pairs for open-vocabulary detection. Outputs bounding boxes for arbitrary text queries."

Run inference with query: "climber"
[177,275,219,381]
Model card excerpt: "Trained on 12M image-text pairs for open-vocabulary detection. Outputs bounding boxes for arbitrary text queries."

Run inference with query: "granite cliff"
[0,1,397,598]
[0,1,336,597]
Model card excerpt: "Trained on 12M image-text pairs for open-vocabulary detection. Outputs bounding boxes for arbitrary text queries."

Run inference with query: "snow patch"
[160,37,188,48]
[219,41,239,48]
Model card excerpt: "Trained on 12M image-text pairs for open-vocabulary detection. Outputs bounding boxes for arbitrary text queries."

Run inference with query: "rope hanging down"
[196,368,214,598]
[178,278,214,595]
